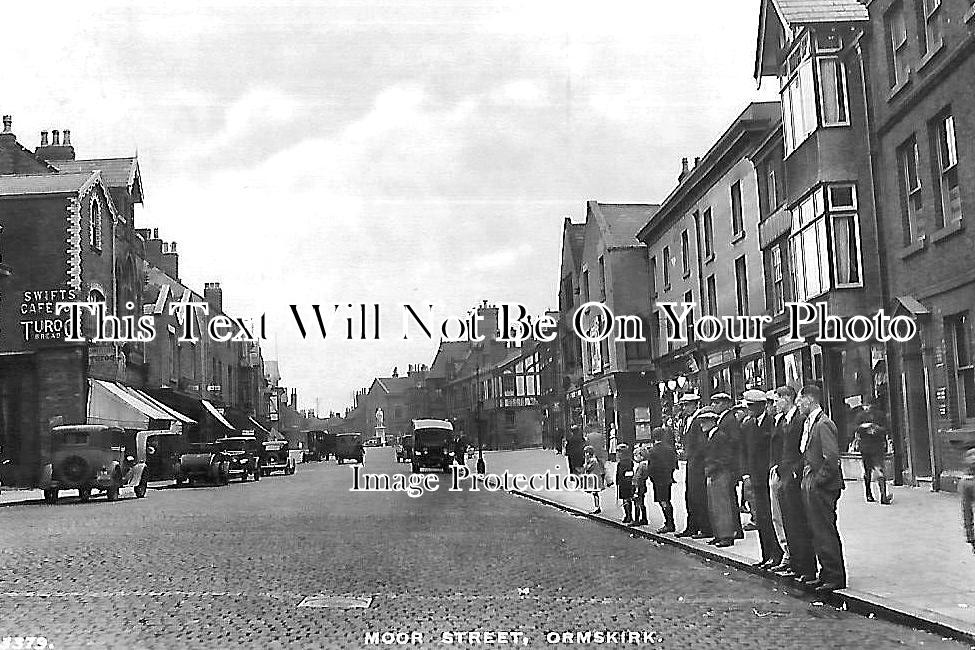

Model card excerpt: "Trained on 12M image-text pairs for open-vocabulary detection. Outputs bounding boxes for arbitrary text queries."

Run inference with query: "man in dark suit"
[797,384,847,593]
[676,394,712,539]
[712,393,744,540]
[770,385,818,581]
[741,389,782,568]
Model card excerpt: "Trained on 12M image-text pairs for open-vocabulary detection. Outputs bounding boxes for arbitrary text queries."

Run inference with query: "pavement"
[0,447,963,648]
[478,448,975,644]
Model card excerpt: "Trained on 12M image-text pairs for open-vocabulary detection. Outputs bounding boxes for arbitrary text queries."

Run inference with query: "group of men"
[675,384,847,594]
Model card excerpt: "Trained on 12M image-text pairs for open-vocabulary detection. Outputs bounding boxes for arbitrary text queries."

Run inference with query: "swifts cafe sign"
[19,288,77,341]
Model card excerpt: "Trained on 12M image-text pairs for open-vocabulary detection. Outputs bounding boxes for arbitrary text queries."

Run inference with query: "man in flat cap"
[740,389,782,568]
[765,389,790,571]
[712,392,744,541]
[675,393,712,539]
[704,394,739,547]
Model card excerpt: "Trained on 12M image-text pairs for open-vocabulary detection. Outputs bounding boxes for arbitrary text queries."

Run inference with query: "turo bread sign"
[20,288,77,341]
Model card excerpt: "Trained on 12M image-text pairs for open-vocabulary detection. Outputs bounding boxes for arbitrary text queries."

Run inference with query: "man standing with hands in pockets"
[797,384,847,593]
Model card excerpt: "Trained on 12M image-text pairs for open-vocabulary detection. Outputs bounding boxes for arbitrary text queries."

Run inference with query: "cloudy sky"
[2,0,776,414]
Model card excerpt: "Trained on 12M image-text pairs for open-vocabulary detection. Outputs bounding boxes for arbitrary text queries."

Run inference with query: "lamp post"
[475,365,485,475]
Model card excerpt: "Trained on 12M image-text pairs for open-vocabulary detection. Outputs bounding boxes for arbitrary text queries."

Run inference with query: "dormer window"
[89,197,102,251]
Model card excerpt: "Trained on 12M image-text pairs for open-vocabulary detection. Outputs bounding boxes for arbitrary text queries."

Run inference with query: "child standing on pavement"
[630,446,650,526]
[616,444,634,523]
[582,445,604,514]
[647,426,678,534]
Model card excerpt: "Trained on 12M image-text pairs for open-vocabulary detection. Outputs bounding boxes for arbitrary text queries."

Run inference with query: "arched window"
[89,197,102,251]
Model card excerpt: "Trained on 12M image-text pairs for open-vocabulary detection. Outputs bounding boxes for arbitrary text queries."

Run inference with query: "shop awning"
[87,379,194,433]
[201,399,237,433]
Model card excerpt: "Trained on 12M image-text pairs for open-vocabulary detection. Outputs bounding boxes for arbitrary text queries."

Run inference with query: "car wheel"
[43,488,59,505]
[106,481,120,502]
[79,487,92,501]
[134,480,147,499]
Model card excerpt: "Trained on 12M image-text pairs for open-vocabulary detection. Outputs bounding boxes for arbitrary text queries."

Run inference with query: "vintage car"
[410,419,454,474]
[41,425,178,504]
[303,430,330,462]
[334,433,364,464]
[216,436,261,482]
[174,442,230,486]
[394,435,414,463]
[260,440,296,476]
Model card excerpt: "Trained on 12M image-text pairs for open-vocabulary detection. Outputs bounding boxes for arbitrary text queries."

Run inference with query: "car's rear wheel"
[78,487,92,501]
[43,488,59,504]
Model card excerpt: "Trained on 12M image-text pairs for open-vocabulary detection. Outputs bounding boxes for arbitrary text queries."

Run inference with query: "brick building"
[637,103,779,420]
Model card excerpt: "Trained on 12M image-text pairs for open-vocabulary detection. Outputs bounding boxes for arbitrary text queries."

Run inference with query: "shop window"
[731,181,744,236]
[811,344,824,383]
[703,208,714,258]
[930,110,961,227]
[744,358,766,390]
[917,0,943,55]
[501,374,515,396]
[898,136,925,245]
[886,2,910,87]
[789,184,863,300]
[947,312,975,422]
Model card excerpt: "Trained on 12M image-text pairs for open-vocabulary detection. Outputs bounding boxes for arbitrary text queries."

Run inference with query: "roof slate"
[772,0,868,25]
[593,203,660,247]
[52,158,139,192]
[0,171,96,197]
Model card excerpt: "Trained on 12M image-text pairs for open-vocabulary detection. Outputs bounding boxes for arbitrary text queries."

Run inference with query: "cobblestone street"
[0,449,965,649]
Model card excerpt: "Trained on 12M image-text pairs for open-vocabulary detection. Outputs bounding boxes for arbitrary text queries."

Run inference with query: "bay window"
[781,31,852,155]
[789,184,863,301]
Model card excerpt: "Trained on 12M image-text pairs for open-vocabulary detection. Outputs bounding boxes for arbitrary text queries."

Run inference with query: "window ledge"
[966,4,975,25]
[662,283,671,293]
[896,238,926,260]
[918,40,945,73]
[731,231,746,244]
[887,74,912,102]
[931,219,964,244]
[682,270,692,280]
[704,253,716,265]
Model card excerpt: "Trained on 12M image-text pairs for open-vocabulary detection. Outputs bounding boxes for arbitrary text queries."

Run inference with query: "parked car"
[216,436,261,482]
[175,442,230,486]
[41,425,168,504]
[334,433,364,464]
[260,440,296,476]
[320,432,337,461]
[410,419,454,474]
[394,435,414,463]
[303,430,328,462]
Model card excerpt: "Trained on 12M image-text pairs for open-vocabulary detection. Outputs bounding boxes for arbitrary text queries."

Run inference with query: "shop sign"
[19,288,77,341]
[936,386,949,418]
[499,396,537,408]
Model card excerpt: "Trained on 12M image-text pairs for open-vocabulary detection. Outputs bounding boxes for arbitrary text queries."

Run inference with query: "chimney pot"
[51,130,60,146]
[170,242,177,252]
[63,129,71,145]
[152,228,158,239]
[694,156,701,167]
[40,131,49,146]
[2,115,12,133]
[681,157,690,174]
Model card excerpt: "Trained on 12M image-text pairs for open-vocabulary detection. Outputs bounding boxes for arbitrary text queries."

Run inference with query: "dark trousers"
[706,469,736,540]
[802,476,847,586]
[684,459,711,535]
[777,474,817,576]
[749,473,782,563]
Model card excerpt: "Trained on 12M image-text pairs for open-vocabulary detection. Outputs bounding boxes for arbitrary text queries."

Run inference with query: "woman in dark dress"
[647,427,678,534]
[615,444,634,523]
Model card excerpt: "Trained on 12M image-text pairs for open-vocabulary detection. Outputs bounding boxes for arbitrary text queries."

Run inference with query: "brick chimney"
[161,241,179,280]
[1,115,12,136]
[204,282,223,314]
[678,157,690,182]
[144,228,164,267]
[35,127,76,161]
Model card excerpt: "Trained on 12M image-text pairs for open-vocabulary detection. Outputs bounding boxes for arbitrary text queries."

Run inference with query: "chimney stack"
[694,156,701,168]
[36,126,76,161]
[161,241,179,280]
[2,115,12,134]
[679,157,690,181]
[204,282,224,314]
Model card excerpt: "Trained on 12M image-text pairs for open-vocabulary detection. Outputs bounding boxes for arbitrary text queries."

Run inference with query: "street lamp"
[475,365,485,475]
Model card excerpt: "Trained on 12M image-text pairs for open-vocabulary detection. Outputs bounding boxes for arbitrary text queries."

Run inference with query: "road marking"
[297,595,373,609]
